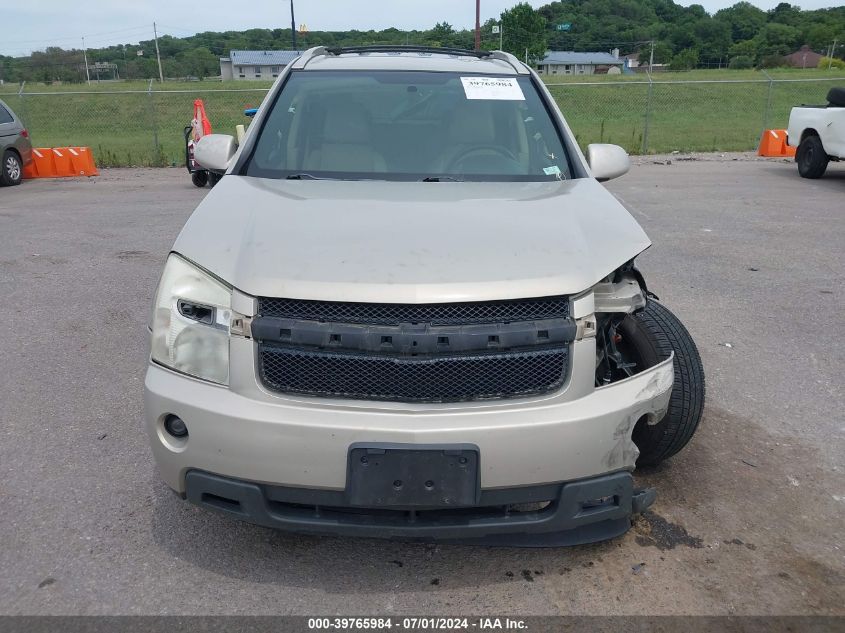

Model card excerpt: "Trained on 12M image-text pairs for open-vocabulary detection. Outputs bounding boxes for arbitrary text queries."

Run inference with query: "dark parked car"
[0,98,33,186]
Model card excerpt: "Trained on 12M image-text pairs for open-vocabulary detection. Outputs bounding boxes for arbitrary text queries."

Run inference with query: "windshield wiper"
[421,176,463,182]
[285,173,327,180]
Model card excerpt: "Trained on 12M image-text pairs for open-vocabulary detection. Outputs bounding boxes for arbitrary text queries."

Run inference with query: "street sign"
[556,23,571,31]
[492,25,500,34]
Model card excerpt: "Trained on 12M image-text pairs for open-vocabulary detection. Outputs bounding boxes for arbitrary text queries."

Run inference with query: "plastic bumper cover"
[144,339,673,493]
[184,469,656,546]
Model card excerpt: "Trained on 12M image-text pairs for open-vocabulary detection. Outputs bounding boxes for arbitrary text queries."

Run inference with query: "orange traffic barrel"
[757,129,796,158]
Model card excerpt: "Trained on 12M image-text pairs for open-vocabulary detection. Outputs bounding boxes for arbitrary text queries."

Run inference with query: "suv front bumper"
[184,469,656,546]
[144,341,673,542]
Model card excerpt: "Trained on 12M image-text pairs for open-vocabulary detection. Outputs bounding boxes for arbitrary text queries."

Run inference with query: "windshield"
[244,70,573,182]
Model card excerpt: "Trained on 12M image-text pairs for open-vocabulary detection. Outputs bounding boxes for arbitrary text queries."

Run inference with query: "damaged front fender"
[598,352,674,471]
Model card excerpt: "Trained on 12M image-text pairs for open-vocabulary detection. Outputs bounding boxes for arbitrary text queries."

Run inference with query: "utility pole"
[829,39,837,70]
[153,22,164,82]
[291,0,297,50]
[82,37,90,85]
[475,0,481,51]
[649,40,654,73]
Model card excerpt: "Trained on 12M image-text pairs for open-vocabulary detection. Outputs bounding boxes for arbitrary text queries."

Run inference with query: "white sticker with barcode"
[460,76,525,101]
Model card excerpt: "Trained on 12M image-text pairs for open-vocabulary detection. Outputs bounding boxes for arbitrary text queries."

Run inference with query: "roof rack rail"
[292,45,528,74]
[293,46,329,69]
[324,45,494,58]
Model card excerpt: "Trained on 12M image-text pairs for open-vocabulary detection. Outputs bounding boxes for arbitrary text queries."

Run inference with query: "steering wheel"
[444,145,518,172]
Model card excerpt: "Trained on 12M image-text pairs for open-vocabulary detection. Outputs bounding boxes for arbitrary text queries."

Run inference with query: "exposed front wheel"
[191,170,208,188]
[617,301,705,466]
[796,135,829,179]
[1,150,22,186]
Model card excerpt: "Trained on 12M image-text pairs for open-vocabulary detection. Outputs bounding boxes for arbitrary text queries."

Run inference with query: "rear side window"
[0,105,14,124]
[245,70,573,182]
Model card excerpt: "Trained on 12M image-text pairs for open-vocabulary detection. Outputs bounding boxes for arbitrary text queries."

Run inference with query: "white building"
[537,50,624,76]
[220,50,301,81]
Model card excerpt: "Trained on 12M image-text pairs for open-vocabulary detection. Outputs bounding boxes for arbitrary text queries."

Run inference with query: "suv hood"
[174,176,651,303]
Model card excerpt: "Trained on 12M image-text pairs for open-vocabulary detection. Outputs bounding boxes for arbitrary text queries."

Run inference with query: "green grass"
[541,67,845,83]
[545,71,843,153]
[2,68,843,165]
[1,84,270,167]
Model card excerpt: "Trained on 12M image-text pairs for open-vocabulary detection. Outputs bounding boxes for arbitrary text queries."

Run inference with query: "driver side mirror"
[195,134,237,173]
[586,143,630,182]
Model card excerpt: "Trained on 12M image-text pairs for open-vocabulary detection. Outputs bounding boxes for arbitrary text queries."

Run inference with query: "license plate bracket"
[346,444,480,508]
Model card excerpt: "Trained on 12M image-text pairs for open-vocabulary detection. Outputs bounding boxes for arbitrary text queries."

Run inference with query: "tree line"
[1,0,843,84]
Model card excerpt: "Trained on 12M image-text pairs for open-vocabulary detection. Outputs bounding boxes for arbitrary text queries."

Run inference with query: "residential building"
[536,50,624,76]
[220,50,301,81]
[784,45,823,69]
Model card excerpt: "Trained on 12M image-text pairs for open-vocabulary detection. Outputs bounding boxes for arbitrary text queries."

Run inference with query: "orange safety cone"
[757,129,796,158]
[191,99,212,142]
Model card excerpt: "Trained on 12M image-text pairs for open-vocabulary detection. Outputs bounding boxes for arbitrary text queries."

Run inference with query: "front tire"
[618,301,705,466]
[1,150,23,186]
[796,135,829,179]
[191,171,208,188]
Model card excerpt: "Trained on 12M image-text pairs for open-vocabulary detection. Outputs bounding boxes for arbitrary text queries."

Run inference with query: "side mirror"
[195,134,237,172]
[586,143,630,182]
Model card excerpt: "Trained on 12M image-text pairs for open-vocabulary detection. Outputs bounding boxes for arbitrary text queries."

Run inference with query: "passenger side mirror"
[195,134,237,173]
[586,143,630,182]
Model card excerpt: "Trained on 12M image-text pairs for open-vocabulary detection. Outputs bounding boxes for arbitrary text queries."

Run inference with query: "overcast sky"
[3,0,839,56]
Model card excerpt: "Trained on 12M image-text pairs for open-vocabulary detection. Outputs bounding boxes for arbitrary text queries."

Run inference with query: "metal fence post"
[761,70,773,133]
[642,71,653,154]
[16,81,27,130]
[148,78,161,166]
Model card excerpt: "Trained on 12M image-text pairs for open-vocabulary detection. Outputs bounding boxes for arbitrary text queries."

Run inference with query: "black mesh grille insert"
[258,344,569,403]
[257,296,570,325]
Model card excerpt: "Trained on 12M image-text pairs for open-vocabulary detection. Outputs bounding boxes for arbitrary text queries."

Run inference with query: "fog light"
[164,415,188,438]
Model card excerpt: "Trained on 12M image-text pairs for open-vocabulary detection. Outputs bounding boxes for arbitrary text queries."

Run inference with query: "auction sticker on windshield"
[460,76,525,100]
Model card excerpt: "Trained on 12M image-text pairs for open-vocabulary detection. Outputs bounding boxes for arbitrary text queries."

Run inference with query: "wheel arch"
[3,146,22,162]
[800,128,820,142]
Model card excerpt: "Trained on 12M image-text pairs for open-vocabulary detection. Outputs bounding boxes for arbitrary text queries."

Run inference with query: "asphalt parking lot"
[0,156,843,616]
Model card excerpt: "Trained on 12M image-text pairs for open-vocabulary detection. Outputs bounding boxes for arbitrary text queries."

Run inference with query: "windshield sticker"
[543,165,562,176]
[460,77,525,101]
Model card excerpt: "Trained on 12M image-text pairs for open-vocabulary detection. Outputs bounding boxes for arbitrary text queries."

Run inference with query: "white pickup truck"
[787,86,845,178]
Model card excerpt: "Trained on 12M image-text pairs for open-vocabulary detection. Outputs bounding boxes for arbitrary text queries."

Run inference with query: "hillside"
[1,0,843,83]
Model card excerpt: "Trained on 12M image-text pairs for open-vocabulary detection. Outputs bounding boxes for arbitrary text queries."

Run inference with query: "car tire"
[617,300,705,466]
[1,150,23,186]
[191,171,208,188]
[796,135,829,179]
[209,172,222,188]
[827,87,845,107]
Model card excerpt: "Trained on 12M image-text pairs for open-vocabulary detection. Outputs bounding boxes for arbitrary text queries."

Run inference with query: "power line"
[3,25,151,46]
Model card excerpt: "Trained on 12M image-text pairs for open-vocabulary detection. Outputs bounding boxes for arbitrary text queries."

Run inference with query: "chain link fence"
[2,84,268,167]
[545,75,841,154]
[2,76,841,166]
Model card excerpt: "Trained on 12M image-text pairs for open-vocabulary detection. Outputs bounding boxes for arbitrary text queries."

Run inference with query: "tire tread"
[632,301,705,465]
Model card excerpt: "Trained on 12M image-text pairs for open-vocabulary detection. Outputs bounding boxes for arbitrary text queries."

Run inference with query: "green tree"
[714,2,767,42]
[728,55,754,68]
[180,47,219,79]
[501,2,548,64]
[757,22,800,55]
[670,48,699,69]
[728,38,760,61]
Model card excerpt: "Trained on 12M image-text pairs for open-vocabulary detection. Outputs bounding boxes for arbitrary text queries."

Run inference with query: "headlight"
[151,253,232,385]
